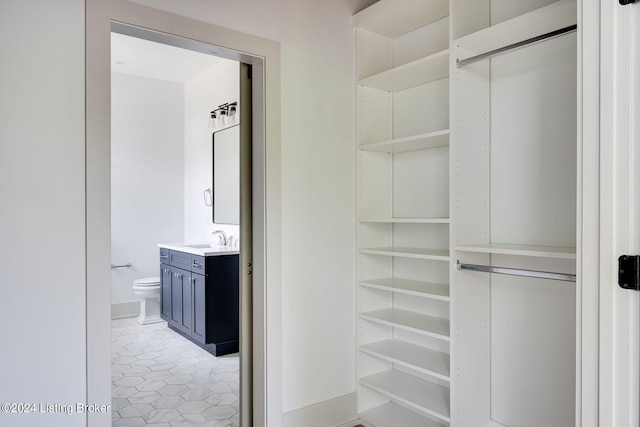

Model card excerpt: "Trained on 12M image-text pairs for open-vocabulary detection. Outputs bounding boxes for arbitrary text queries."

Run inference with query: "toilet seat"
[133,277,160,288]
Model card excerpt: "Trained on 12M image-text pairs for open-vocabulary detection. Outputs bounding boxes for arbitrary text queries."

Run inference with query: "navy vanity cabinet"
[159,248,239,356]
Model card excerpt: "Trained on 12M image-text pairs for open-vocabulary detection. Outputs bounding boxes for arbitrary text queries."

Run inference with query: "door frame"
[598,1,640,426]
[85,1,283,426]
[578,1,600,426]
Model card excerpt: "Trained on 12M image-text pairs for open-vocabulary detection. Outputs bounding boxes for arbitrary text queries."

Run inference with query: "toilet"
[132,277,162,325]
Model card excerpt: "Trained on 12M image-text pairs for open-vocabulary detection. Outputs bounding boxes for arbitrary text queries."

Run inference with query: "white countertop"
[158,242,239,256]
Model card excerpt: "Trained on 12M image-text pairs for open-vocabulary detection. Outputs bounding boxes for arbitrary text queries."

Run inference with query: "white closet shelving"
[454,243,576,259]
[354,0,451,425]
[355,0,580,426]
[358,49,450,92]
[451,0,578,426]
[359,278,450,301]
[359,339,450,380]
[359,248,449,261]
[359,402,448,427]
[358,130,450,153]
[454,0,576,54]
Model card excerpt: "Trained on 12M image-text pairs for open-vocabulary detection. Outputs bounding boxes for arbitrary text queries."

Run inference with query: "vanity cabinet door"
[169,267,182,330]
[169,267,190,332]
[160,264,172,321]
[191,273,206,344]
[180,272,192,335]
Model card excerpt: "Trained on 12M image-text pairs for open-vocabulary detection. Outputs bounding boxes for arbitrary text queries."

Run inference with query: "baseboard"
[111,300,139,319]
[283,392,358,427]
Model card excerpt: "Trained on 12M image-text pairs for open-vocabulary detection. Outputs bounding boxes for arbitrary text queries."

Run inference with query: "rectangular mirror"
[212,124,240,224]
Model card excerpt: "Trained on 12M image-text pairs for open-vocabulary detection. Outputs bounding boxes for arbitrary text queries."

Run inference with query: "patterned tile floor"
[111,318,239,426]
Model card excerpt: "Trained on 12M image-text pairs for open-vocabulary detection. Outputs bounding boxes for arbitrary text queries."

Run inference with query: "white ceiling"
[111,32,225,83]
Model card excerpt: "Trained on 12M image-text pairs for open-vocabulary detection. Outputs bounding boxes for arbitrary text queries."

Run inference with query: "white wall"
[0,2,87,426]
[2,0,377,425]
[110,72,185,313]
[184,60,240,243]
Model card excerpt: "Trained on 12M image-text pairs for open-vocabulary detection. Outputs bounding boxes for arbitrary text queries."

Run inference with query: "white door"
[599,1,640,426]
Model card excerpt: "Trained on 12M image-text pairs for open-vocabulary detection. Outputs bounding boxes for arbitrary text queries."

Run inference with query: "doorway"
[110,27,248,426]
[86,3,281,424]
[105,22,263,426]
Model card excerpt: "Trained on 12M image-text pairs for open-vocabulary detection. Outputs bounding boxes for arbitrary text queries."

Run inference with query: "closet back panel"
[490,273,576,427]
[358,316,393,346]
[392,17,449,68]
[358,151,392,217]
[453,0,561,39]
[395,293,449,320]
[393,258,449,285]
[393,147,449,218]
[490,0,558,27]
[490,34,577,247]
[393,79,449,138]
[392,223,449,251]
[358,222,392,248]
[356,29,391,81]
[358,87,392,145]
[394,328,450,354]
[358,253,392,283]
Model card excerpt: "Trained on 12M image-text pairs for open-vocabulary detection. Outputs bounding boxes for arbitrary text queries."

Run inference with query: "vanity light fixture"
[209,101,238,130]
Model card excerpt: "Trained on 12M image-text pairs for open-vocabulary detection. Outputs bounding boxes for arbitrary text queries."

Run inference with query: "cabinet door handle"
[160,254,168,259]
[193,261,203,268]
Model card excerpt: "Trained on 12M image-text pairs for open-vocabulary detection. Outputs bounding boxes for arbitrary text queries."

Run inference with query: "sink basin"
[184,244,213,249]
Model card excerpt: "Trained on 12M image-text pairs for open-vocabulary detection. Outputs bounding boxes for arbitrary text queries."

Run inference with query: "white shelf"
[358,217,450,224]
[360,339,450,381]
[359,247,449,261]
[359,402,447,427]
[354,0,452,423]
[455,0,577,56]
[359,49,449,92]
[359,277,449,301]
[359,308,450,341]
[455,243,576,259]
[358,130,450,153]
[359,369,451,422]
[353,0,448,38]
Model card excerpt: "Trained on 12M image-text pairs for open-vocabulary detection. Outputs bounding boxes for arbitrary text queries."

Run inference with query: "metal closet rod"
[456,24,578,69]
[457,261,576,282]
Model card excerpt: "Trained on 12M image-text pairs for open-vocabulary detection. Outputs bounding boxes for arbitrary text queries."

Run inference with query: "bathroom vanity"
[158,243,239,356]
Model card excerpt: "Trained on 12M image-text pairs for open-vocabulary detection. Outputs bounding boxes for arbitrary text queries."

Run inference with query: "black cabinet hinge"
[619,255,640,290]
[620,0,638,5]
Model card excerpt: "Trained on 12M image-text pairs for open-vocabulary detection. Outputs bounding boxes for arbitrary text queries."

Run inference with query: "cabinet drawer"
[191,255,206,274]
[159,248,170,264]
[169,250,192,270]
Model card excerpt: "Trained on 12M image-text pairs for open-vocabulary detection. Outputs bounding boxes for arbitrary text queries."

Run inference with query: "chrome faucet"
[211,230,228,246]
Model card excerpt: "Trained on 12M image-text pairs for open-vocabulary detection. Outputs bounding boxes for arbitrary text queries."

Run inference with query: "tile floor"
[111,318,239,427]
